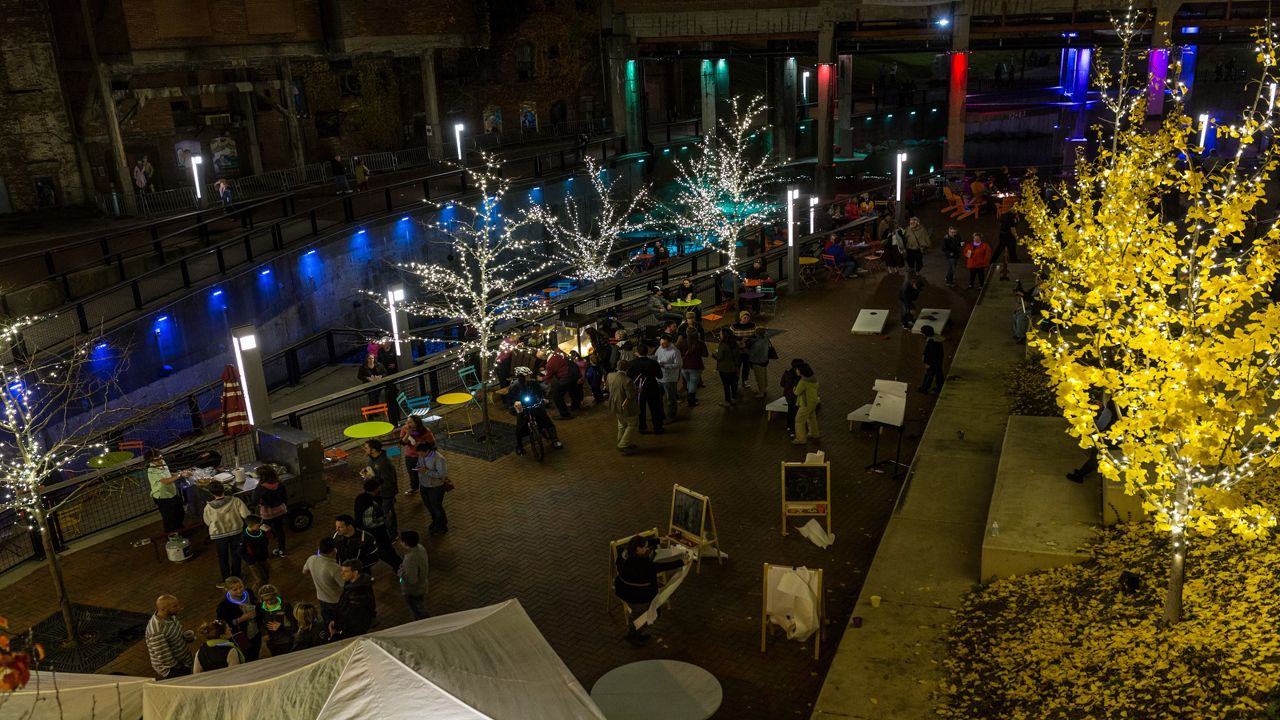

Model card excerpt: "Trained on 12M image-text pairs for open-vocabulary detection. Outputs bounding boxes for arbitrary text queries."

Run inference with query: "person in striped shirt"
[145,594,193,678]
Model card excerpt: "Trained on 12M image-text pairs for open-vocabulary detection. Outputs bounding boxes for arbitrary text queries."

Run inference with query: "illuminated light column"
[836,54,853,158]
[190,155,204,202]
[700,59,717,142]
[1071,49,1092,102]
[786,187,801,295]
[809,195,818,234]
[814,21,836,200]
[231,325,270,428]
[1178,44,1198,97]
[387,285,411,362]
[895,152,908,224]
[771,57,798,161]
[454,123,465,161]
[801,70,810,103]
[1147,48,1170,116]
[623,58,649,154]
[944,3,970,168]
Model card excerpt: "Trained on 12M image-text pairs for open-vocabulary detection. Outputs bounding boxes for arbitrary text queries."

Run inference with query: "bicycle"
[522,405,546,462]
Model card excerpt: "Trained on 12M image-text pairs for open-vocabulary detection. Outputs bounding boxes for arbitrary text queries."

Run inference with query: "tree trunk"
[33,504,80,646]
[1163,524,1186,625]
[478,353,491,444]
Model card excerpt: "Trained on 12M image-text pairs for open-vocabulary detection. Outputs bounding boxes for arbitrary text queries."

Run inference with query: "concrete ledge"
[2,281,63,315]
[980,416,1099,580]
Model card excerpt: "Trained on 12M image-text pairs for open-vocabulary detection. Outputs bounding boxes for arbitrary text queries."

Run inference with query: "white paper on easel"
[804,451,826,464]
[797,518,835,548]
[767,566,820,642]
[635,545,693,629]
[869,392,906,427]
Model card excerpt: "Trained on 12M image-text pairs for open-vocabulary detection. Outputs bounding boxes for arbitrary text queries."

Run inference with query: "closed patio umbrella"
[220,365,250,436]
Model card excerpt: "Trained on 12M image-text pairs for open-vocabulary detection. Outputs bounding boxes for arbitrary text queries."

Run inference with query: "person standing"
[257,584,295,658]
[992,210,1021,280]
[354,478,402,571]
[145,594,193,679]
[902,217,932,274]
[216,576,261,661]
[779,358,805,438]
[331,153,351,194]
[675,327,707,406]
[792,364,822,445]
[399,415,434,494]
[332,515,383,572]
[655,334,683,421]
[353,156,370,191]
[919,325,946,394]
[746,328,773,398]
[608,358,639,454]
[543,349,577,420]
[964,232,994,290]
[250,466,288,557]
[331,560,376,640]
[141,155,155,191]
[899,276,924,330]
[627,344,665,434]
[192,620,244,673]
[362,439,398,538]
[417,441,450,535]
[144,449,187,534]
[303,537,343,626]
[714,327,741,408]
[397,531,430,619]
[237,514,273,589]
[730,312,757,391]
[203,480,250,585]
[356,353,387,405]
[941,225,962,287]
[291,603,329,651]
[133,159,149,195]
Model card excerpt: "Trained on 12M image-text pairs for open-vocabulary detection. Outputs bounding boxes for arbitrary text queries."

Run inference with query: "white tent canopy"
[5,671,150,719]
[143,600,604,720]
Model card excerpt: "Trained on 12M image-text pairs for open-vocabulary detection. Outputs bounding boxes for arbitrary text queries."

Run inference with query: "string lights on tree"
[387,153,550,442]
[1019,9,1280,625]
[670,95,779,276]
[528,156,650,282]
[0,318,132,648]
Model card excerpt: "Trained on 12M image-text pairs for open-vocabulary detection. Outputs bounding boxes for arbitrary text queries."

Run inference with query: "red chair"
[118,440,145,453]
[820,254,845,281]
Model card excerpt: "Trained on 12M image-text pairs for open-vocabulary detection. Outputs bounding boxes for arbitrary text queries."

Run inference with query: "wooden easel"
[760,563,825,660]
[780,462,832,537]
[667,484,722,573]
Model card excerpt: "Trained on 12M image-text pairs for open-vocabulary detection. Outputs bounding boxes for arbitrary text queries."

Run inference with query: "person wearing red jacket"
[542,350,578,419]
[963,232,993,290]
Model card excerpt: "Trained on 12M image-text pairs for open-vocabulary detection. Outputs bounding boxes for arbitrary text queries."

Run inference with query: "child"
[238,515,273,589]
[585,352,606,405]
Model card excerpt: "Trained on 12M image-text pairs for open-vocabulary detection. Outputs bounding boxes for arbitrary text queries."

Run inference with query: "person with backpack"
[353,480,402,572]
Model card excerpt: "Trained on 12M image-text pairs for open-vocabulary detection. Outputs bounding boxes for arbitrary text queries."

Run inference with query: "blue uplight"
[212,289,223,297]
[1182,26,1199,34]
[304,249,317,256]
[156,315,169,323]
[1062,32,1078,38]
[260,268,271,276]
[400,216,410,222]
[95,342,108,350]
[356,228,368,235]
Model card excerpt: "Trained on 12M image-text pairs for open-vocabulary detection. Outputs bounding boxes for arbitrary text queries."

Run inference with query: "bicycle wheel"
[529,423,545,462]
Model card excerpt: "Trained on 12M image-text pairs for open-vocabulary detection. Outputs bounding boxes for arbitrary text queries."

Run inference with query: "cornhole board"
[911,308,951,335]
[851,308,889,335]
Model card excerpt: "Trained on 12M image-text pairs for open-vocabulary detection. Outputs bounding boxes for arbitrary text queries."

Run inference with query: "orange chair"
[360,403,390,422]
[820,253,846,281]
[702,301,731,324]
[118,440,145,453]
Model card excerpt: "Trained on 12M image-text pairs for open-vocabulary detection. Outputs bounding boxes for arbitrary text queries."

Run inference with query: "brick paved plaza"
[4,240,991,717]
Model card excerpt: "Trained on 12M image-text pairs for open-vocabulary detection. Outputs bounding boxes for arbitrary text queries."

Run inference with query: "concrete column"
[421,50,444,161]
[771,57,797,161]
[622,57,649,153]
[944,1,972,168]
[238,71,263,174]
[714,57,731,122]
[1148,0,1180,115]
[231,325,271,428]
[607,36,629,142]
[814,22,836,201]
[279,59,306,170]
[700,59,717,141]
[78,0,136,215]
[836,54,853,156]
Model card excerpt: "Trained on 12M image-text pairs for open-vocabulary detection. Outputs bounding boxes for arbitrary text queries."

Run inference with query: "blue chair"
[457,366,485,409]
[396,391,434,418]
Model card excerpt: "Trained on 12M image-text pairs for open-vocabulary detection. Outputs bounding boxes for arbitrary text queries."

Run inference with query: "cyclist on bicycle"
[506,367,563,455]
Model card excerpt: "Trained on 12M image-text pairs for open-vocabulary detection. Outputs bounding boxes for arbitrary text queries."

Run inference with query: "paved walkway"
[4,214,1007,717]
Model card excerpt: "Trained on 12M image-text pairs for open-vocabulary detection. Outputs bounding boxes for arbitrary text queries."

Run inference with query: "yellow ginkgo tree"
[1019,14,1280,625]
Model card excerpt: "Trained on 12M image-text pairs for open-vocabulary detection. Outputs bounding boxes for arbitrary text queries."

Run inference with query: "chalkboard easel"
[668,484,722,573]
[780,462,832,537]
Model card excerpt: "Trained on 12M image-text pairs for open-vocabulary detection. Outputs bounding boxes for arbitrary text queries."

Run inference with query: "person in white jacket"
[203,481,250,586]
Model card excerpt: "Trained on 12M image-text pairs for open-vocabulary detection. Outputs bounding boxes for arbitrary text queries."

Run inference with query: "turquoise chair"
[396,391,434,418]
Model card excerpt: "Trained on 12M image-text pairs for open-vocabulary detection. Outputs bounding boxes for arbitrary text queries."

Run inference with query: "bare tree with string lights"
[669,96,778,276]
[389,153,551,442]
[0,318,132,652]
[528,156,650,282]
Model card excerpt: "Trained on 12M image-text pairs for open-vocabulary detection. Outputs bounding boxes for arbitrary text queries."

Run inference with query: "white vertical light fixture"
[454,123,465,161]
[1198,113,1209,148]
[387,285,407,358]
[786,188,800,246]
[191,155,204,200]
[895,152,908,202]
[231,330,258,426]
[801,70,810,102]
[808,196,818,234]
[1270,82,1276,109]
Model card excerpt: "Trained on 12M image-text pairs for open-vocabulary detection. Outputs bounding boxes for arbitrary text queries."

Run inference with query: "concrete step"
[980,415,1099,580]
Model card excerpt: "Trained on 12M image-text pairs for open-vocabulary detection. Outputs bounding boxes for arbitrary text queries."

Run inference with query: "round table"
[671,299,702,308]
[437,392,476,436]
[88,451,135,469]
[343,421,394,440]
[799,256,819,265]
[738,291,764,301]
[436,392,474,406]
[590,660,722,720]
[743,278,765,288]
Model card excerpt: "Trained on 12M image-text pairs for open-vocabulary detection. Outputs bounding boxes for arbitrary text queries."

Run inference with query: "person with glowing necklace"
[215,576,261,661]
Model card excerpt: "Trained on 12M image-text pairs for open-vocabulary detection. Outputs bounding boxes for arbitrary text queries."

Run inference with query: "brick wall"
[0,0,84,212]
[343,0,484,39]
[118,0,324,50]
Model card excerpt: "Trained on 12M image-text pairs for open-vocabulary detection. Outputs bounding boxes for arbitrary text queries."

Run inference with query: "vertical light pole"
[808,195,818,234]
[454,123,465,161]
[801,70,810,103]
[191,155,204,203]
[231,325,270,428]
[1270,82,1277,110]
[786,187,801,294]
[1197,113,1209,149]
[387,285,411,363]
[894,151,908,225]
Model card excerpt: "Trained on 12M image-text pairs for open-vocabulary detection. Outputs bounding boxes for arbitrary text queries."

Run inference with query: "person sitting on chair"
[614,535,688,647]
[505,367,562,455]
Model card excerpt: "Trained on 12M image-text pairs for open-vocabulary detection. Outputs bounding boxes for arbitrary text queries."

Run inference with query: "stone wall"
[0,0,85,212]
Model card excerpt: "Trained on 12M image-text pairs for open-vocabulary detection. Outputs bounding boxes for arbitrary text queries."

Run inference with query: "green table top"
[89,451,135,468]
[343,421,395,439]
[671,299,702,307]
